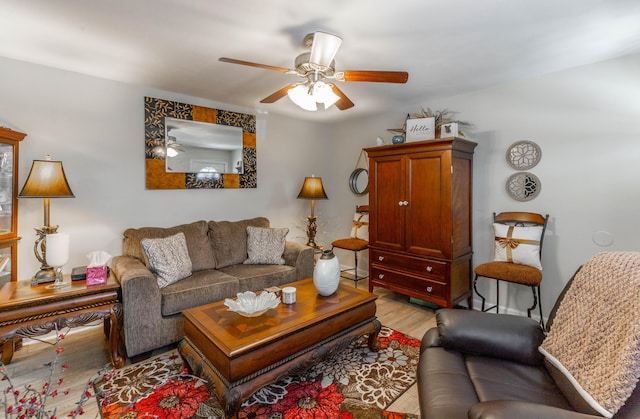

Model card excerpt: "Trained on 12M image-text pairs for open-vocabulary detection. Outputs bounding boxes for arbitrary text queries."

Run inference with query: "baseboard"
[469,296,546,325]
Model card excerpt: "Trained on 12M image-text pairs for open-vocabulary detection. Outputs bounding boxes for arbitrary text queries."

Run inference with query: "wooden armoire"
[364,137,476,308]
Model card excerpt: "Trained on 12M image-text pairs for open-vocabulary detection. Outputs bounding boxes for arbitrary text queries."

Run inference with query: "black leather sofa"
[417,268,640,418]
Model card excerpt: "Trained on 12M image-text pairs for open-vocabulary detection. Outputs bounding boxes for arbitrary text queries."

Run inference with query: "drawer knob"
[403,200,409,206]
[378,256,385,261]
[398,201,404,206]
[378,274,385,279]
[426,286,433,293]
[426,266,433,272]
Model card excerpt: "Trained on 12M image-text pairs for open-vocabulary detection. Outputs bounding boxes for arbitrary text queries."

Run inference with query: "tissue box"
[86,265,108,286]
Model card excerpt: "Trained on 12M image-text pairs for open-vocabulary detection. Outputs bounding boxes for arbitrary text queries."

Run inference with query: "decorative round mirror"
[349,168,369,195]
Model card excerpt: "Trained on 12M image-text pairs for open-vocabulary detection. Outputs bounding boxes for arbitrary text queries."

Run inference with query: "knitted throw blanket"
[539,252,640,417]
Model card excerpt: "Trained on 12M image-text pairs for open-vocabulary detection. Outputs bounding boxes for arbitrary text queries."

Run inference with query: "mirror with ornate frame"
[144,96,256,189]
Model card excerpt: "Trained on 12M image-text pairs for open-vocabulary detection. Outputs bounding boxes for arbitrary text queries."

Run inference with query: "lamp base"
[31,268,56,285]
[305,215,320,249]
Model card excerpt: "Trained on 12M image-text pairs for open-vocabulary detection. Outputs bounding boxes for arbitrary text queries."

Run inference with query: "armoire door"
[369,154,404,251]
[405,150,451,259]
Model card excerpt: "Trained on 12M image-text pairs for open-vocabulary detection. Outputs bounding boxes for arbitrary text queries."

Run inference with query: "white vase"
[313,249,340,296]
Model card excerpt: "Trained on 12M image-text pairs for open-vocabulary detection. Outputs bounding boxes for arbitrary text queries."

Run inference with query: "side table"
[0,274,124,368]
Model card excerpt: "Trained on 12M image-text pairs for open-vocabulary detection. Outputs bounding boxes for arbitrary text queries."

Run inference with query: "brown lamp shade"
[297,176,328,200]
[19,160,75,198]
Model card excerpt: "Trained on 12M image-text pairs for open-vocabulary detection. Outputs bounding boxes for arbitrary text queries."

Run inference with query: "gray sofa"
[112,217,314,358]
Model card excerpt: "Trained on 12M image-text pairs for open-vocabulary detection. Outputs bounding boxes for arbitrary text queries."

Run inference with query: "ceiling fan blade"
[219,57,292,73]
[260,83,299,103]
[329,84,355,110]
[342,70,409,83]
[309,32,342,67]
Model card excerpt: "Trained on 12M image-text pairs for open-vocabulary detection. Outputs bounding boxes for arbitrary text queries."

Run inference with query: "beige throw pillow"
[350,212,369,240]
[493,223,543,270]
[244,226,288,265]
[141,232,193,288]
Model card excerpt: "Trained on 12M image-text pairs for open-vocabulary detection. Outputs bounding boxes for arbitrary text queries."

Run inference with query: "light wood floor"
[3,278,435,418]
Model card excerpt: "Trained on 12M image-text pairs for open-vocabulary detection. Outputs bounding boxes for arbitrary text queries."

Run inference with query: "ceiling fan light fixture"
[287,84,317,111]
[313,81,340,108]
[309,32,342,68]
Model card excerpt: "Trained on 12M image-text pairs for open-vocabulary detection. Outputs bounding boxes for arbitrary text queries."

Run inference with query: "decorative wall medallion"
[506,140,541,170]
[506,172,541,201]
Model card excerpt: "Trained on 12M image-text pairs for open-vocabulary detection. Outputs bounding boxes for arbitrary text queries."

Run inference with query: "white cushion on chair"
[493,223,543,270]
[350,212,369,240]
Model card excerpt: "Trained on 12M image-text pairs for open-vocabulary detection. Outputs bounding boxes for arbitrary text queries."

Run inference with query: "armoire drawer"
[370,249,447,279]
[370,266,447,299]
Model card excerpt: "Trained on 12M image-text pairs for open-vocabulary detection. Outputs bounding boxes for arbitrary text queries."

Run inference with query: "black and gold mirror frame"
[144,96,257,189]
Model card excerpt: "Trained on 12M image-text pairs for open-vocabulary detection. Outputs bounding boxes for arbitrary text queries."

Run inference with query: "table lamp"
[297,175,328,249]
[18,155,75,283]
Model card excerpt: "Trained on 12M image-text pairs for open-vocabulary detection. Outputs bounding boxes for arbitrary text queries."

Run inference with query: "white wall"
[0,57,335,279]
[2,53,640,323]
[330,53,640,320]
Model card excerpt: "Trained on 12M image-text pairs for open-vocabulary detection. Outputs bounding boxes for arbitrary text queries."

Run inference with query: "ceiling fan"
[165,135,184,157]
[219,31,409,111]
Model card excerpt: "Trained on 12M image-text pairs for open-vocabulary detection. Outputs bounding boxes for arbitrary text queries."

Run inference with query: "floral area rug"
[94,326,420,418]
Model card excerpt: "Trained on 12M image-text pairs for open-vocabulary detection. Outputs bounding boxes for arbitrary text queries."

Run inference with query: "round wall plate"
[506,140,541,170]
[506,172,541,201]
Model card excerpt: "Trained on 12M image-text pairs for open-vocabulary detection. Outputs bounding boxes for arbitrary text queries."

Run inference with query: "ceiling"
[2,0,640,122]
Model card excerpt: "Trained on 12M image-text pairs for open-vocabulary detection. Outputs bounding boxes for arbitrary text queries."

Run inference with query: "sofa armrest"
[283,241,314,279]
[469,401,602,419]
[112,255,163,336]
[436,309,545,366]
[420,327,442,354]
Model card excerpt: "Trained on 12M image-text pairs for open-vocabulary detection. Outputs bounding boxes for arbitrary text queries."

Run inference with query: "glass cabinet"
[0,127,26,284]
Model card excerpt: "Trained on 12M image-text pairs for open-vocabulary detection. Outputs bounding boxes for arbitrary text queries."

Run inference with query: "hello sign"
[405,117,435,142]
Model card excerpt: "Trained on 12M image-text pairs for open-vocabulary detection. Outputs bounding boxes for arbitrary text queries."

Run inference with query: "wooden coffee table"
[179,277,380,418]
[0,275,124,368]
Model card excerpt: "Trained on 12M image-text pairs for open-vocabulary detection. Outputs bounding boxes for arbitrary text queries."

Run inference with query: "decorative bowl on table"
[224,291,280,317]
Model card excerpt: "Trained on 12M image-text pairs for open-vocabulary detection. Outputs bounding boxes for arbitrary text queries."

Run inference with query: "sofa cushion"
[160,270,239,316]
[465,355,573,409]
[141,232,192,288]
[209,217,270,268]
[219,264,297,291]
[244,226,288,265]
[123,220,216,272]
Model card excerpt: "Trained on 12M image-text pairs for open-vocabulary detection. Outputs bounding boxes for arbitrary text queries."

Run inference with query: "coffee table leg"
[223,387,244,419]
[368,319,382,351]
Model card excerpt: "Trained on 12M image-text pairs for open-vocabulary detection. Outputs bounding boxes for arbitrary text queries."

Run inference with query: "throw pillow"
[493,223,543,270]
[244,226,288,265]
[141,232,193,288]
[350,212,369,240]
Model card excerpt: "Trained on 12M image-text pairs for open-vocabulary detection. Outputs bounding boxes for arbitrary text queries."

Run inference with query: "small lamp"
[297,175,328,249]
[18,155,75,283]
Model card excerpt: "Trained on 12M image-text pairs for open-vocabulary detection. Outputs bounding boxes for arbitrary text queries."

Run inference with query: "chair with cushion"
[331,205,369,288]
[473,211,549,327]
